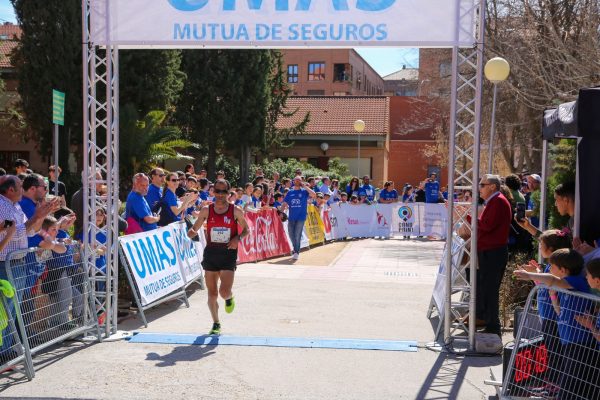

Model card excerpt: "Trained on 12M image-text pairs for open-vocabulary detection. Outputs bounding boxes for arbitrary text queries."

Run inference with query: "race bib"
[211,227,230,244]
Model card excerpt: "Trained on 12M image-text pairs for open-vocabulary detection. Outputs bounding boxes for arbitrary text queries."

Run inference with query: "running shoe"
[225,297,235,314]
[292,253,299,260]
[209,322,221,335]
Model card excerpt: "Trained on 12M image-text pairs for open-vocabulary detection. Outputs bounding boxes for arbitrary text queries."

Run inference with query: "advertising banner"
[328,203,393,239]
[304,205,326,245]
[322,210,332,241]
[119,225,187,306]
[90,0,477,48]
[238,209,292,263]
[170,222,205,284]
[391,203,448,238]
[431,234,466,320]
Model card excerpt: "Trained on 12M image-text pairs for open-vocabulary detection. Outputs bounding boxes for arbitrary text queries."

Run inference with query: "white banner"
[90,0,476,48]
[329,203,393,239]
[431,234,465,320]
[391,203,448,238]
[170,222,205,284]
[119,223,204,305]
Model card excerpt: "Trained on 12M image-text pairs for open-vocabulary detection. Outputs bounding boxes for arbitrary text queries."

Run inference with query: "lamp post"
[320,142,329,155]
[484,57,510,174]
[354,119,365,177]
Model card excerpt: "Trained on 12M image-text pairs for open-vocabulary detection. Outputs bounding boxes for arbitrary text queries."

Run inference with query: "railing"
[501,285,600,399]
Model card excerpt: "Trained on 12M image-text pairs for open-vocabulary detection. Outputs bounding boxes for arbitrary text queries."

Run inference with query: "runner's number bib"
[211,227,231,244]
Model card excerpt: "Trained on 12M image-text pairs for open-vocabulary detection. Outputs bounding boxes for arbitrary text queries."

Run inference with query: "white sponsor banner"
[119,223,202,305]
[171,222,205,284]
[328,203,393,238]
[431,234,465,320]
[391,203,448,238]
[90,0,476,48]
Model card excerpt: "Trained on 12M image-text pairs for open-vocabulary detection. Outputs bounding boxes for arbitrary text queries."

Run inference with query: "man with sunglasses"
[188,179,249,335]
[470,174,512,335]
[146,168,165,212]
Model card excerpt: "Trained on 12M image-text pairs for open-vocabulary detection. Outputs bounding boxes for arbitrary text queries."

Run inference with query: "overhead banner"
[90,0,477,48]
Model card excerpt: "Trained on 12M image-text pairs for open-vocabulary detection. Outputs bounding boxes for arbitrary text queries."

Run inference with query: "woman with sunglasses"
[159,172,196,226]
[188,179,249,335]
[345,176,360,198]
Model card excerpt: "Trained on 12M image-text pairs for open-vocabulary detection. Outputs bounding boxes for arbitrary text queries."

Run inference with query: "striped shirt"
[0,194,29,261]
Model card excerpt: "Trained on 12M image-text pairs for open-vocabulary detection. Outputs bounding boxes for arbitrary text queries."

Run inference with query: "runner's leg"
[204,271,220,323]
[218,270,235,301]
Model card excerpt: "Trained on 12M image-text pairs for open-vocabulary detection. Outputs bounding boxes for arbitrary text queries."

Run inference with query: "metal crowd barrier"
[501,285,600,399]
[4,244,100,378]
[0,291,34,380]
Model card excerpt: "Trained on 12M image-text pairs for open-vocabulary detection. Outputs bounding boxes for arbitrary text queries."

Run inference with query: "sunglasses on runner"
[214,189,228,194]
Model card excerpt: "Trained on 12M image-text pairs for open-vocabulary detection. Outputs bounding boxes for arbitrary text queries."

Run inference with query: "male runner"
[188,179,249,335]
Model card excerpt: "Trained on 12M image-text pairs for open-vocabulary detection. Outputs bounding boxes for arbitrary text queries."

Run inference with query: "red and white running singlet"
[206,204,238,248]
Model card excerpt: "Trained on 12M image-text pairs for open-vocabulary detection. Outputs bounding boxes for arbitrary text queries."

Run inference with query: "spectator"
[255,167,264,178]
[339,192,348,203]
[146,168,165,212]
[504,174,525,206]
[281,176,315,260]
[184,163,195,175]
[20,174,50,219]
[175,171,187,197]
[272,193,283,210]
[514,249,599,399]
[14,159,29,175]
[198,169,207,180]
[472,174,512,335]
[378,181,398,204]
[525,173,542,227]
[75,209,107,291]
[281,178,291,190]
[402,185,414,203]
[0,175,53,355]
[415,181,426,203]
[350,194,359,205]
[319,177,331,194]
[272,172,281,192]
[125,173,160,232]
[241,183,253,205]
[159,172,197,226]
[330,179,340,202]
[424,173,440,203]
[71,170,103,235]
[294,168,302,177]
[234,188,244,206]
[346,177,360,198]
[216,170,226,180]
[47,166,67,207]
[359,175,375,202]
[248,186,263,209]
[576,258,600,335]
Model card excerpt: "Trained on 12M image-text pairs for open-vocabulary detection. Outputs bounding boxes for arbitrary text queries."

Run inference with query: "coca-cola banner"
[237,209,291,264]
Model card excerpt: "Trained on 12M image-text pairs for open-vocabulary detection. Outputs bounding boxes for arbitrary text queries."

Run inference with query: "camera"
[516,202,526,222]
[3,220,13,228]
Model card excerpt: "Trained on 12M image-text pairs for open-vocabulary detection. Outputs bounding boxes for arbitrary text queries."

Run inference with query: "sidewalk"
[0,238,500,400]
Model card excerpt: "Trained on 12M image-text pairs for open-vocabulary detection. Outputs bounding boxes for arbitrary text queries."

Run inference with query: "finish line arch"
[82,0,486,350]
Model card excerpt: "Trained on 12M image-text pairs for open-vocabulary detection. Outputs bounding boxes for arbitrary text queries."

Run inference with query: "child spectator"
[75,209,107,292]
[272,193,283,210]
[575,258,600,343]
[518,229,572,389]
[514,249,599,399]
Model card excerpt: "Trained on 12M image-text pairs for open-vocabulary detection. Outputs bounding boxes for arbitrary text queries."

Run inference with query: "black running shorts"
[202,246,238,272]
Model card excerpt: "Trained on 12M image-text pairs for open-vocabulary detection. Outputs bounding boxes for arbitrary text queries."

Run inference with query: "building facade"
[281,49,384,96]
[275,96,389,186]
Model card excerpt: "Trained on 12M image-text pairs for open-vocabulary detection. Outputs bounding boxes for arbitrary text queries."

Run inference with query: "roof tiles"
[277,96,389,136]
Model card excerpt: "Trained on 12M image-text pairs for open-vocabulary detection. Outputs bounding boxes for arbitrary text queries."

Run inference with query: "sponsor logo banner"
[391,203,448,238]
[329,203,394,239]
[90,0,476,48]
[238,209,292,263]
[304,205,325,245]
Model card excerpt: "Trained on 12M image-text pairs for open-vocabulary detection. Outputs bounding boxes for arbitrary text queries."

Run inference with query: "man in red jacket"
[476,174,512,335]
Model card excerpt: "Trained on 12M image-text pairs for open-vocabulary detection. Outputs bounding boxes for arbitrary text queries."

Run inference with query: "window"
[308,62,325,81]
[287,64,298,83]
[307,90,325,96]
[439,61,452,78]
[333,63,352,82]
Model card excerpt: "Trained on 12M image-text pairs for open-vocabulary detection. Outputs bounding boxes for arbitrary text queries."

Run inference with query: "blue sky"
[0,1,418,76]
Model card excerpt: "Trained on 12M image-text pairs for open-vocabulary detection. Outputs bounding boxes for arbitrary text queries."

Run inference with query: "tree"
[11,0,82,175]
[119,104,198,190]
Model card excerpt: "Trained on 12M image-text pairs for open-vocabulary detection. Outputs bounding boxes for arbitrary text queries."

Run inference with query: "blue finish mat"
[128,333,418,352]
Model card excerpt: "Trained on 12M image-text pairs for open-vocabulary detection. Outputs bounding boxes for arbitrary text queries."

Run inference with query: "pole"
[487,83,498,174]
[53,124,59,197]
[357,133,361,177]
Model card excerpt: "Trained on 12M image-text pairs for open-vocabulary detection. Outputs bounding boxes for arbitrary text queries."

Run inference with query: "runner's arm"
[187,206,208,238]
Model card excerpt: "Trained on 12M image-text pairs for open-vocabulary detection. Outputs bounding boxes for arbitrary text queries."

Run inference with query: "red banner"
[237,209,291,264]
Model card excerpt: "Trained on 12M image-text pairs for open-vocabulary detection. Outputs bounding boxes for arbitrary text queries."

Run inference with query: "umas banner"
[120,223,202,305]
[391,203,448,238]
[328,203,394,239]
[237,209,291,263]
[90,0,476,48]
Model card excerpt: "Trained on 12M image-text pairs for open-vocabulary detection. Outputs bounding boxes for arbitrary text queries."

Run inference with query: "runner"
[187,179,249,335]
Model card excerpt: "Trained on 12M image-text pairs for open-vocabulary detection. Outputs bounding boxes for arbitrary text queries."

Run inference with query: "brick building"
[275,96,389,186]
[281,49,384,96]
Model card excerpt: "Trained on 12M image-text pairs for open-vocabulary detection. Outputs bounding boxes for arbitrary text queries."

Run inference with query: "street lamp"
[320,142,329,155]
[353,119,365,177]
[484,57,510,174]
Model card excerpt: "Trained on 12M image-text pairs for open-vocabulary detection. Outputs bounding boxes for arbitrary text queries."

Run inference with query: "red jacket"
[476,192,512,252]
